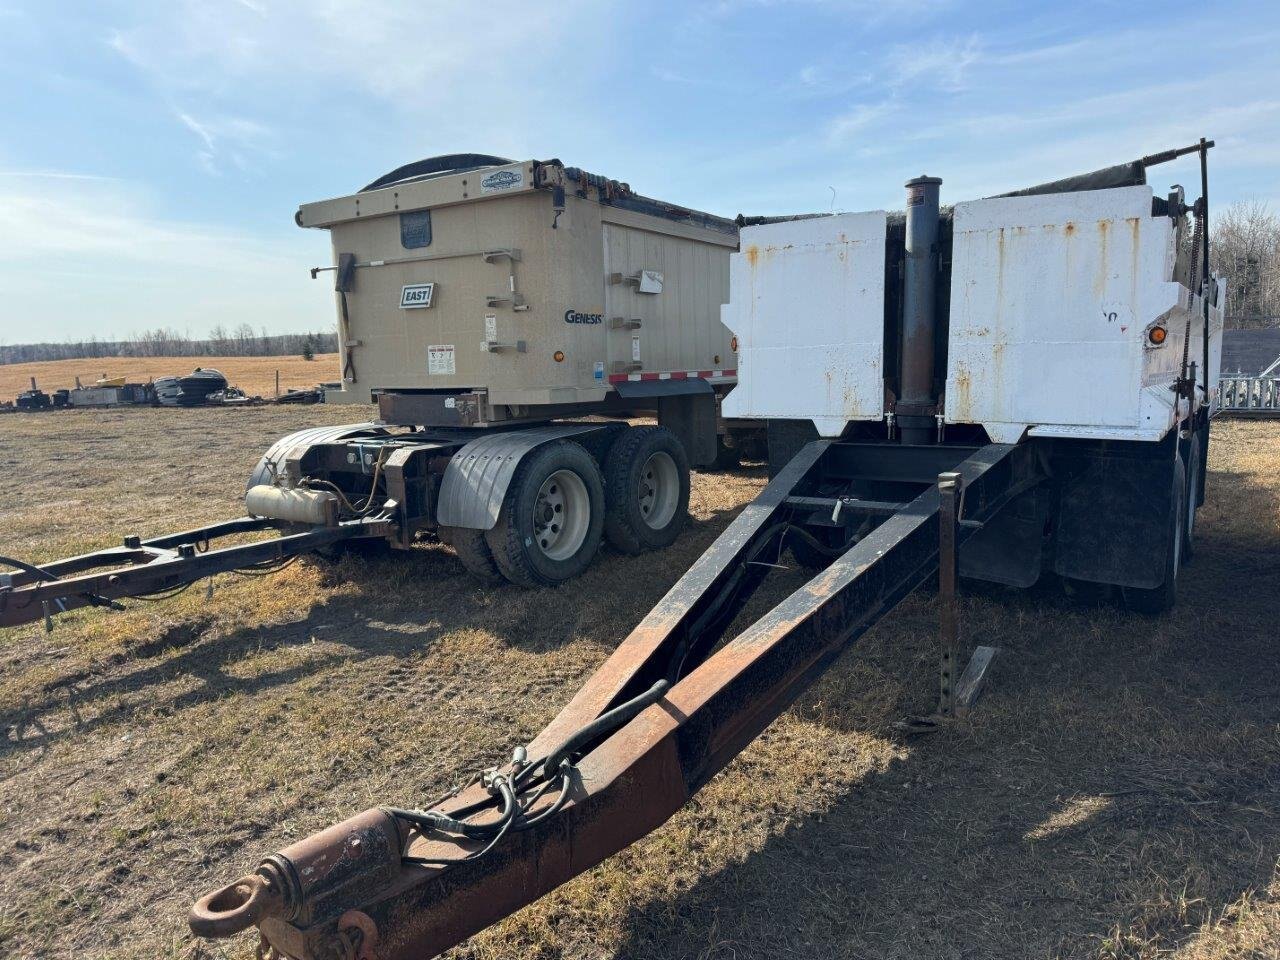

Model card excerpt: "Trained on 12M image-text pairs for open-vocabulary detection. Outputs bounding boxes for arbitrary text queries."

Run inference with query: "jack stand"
[893,470,997,736]
[937,471,960,716]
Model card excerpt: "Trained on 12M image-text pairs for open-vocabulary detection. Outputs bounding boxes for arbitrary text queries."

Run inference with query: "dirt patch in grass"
[0,411,1277,960]
[0,355,340,400]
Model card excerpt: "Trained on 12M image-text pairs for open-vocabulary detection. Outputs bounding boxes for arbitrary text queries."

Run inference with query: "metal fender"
[246,422,387,491]
[436,424,611,530]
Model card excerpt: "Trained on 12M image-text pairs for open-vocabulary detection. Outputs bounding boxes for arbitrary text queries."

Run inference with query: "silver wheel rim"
[638,452,679,530]
[534,469,590,561]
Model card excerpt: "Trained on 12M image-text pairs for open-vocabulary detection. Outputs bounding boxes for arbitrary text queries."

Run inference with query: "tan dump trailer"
[282,154,752,585]
[0,156,754,624]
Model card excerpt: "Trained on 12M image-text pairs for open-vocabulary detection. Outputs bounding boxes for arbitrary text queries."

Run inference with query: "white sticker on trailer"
[484,313,498,342]
[480,167,524,193]
[427,344,456,375]
[631,335,641,362]
[400,283,435,309]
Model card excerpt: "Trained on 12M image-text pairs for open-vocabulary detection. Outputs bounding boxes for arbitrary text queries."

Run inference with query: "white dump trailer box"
[724,185,1224,443]
[298,155,738,424]
[721,144,1226,611]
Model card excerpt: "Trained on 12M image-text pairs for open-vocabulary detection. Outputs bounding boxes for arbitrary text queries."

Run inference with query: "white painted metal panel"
[945,185,1222,443]
[721,212,887,436]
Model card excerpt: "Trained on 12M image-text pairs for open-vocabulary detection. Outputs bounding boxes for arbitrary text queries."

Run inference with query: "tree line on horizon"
[0,324,338,366]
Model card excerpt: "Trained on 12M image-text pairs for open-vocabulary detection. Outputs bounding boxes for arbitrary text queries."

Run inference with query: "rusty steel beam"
[937,471,961,717]
[191,440,1035,960]
[0,517,394,628]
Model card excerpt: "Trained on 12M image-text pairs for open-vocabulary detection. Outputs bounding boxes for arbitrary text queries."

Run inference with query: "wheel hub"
[533,469,589,561]
[638,452,679,530]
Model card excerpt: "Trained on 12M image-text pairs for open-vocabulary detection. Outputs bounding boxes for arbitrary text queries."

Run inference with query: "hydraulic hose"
[530,678,671,784]
[0,554,57,582]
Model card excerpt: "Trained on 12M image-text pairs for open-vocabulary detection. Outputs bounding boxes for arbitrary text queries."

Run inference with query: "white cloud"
[886,34,981,91]
[825,100,895,143]
[104,1,606,105]
[174,110,274,176]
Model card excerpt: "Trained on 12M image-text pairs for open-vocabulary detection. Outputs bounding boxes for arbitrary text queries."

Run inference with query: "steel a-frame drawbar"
[0,516,393,630]
[190,436,1040,960]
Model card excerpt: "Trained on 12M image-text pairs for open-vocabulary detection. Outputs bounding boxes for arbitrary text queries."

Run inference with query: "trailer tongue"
[190,439,1038,959]
[0,516,394,630]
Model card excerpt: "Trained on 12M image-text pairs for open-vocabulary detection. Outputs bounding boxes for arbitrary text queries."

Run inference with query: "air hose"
[388,679,671,867]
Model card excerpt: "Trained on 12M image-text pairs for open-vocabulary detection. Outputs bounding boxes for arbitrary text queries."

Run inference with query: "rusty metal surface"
[192,439,1036,960]
[937,471,961,716]
[0,517,394,628]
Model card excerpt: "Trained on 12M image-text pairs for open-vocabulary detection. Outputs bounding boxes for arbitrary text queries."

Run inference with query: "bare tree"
[1,330,336,365]
[1211,200,1280,328]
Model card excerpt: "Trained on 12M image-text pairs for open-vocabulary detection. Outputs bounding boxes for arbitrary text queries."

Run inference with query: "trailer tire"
[485,441,604,587]
[1122,454,1185,615]
[603,427,690,554]
[767,419,820,479]
[1182,431,1202,564]
[710,434,741,472]
[441,526,502,582]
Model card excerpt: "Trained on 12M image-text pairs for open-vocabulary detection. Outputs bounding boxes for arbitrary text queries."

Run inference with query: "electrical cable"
[0,554,58,582]
[390,680,672,869]
[304,447,389,517]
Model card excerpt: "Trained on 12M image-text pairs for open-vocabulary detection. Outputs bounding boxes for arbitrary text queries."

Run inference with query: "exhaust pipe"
[899,175,942,444]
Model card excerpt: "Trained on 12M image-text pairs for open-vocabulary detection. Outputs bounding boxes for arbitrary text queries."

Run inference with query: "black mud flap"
[1051,445,1175,589]
[961,485,1050,588]
[436,424,618,530]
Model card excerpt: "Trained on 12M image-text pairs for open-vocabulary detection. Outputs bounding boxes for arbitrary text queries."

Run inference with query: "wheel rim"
[638,452,679,530]
[534,469,590,561]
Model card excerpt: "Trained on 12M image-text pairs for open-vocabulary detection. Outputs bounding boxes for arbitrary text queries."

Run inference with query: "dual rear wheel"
[443,427,690,588]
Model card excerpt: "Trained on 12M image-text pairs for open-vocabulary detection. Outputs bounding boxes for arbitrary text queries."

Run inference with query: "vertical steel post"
[937,471,961,716]
[900,175,943,444]
[1199,138,1210,406]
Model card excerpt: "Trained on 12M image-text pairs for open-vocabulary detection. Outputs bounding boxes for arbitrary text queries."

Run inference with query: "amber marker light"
[1148,326,1167,345]
[553,350,566,362]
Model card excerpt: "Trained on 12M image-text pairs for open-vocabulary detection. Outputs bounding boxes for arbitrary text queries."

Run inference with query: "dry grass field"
[0,355,341,400]
[0,408,1277,960]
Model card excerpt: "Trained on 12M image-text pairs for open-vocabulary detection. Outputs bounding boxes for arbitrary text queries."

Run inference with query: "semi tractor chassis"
[0,418,705,628]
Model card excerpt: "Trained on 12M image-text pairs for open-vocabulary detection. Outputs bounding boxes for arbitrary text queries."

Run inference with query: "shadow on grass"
[1,500,748,757]
[606,465,1280,959]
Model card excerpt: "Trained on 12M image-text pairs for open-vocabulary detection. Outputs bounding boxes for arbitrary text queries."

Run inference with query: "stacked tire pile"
[155,369,228,406]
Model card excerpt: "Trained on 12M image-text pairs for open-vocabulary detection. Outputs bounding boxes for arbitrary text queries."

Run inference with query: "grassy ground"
[0,355,340,400]
[0,408,1277,960]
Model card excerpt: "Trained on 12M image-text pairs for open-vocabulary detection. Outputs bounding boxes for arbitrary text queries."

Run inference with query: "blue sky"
[1,0,1278,344]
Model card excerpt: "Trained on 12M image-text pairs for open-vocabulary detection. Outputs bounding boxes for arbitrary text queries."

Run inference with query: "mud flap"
[435,423,615,530]
[960,485,1049,588]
